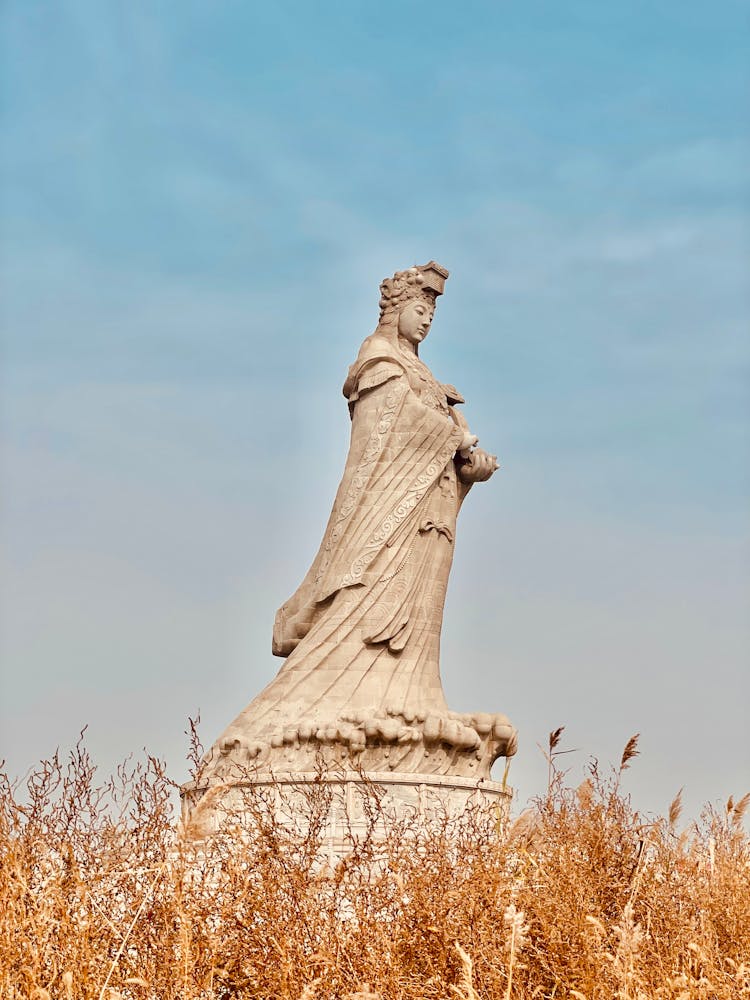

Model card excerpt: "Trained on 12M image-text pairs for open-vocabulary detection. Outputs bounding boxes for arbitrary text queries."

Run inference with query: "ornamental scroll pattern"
[338,423,463,589]
[314,379,407,591]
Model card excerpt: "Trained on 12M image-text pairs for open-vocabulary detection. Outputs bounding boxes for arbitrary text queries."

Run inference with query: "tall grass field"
[2,729,748,999]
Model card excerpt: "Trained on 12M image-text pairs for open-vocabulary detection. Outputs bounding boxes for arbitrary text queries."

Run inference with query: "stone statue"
[198,262,517,790]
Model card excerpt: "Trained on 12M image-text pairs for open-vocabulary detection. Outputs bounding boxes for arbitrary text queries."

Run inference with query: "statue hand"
[458,447,499,484]
[458,430,479,458]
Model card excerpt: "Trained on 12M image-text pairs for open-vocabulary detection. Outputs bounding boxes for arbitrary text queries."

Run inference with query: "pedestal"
[180,769,512,857]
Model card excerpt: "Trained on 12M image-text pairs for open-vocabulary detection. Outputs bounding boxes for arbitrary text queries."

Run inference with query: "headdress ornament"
[378,260,449,319]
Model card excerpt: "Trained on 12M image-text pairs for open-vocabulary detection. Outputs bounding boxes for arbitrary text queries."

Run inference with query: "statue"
[198,262,517,790]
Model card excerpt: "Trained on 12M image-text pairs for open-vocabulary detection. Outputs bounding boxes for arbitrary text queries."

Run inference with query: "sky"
[1,1,749,823]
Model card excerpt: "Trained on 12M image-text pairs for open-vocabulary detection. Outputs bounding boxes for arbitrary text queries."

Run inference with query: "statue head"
[397,298,435,346]
[377,262,449,342]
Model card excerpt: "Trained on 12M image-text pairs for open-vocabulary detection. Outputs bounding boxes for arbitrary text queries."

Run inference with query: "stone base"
[180,769,512,855]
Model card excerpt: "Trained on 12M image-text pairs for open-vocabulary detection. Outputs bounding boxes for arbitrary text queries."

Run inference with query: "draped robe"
[221,333,472,745]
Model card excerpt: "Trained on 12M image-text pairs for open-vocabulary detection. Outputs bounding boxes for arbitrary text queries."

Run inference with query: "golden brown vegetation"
[1,730,748,999]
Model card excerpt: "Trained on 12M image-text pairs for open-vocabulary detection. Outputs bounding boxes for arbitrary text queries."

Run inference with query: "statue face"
[398,299,434,345]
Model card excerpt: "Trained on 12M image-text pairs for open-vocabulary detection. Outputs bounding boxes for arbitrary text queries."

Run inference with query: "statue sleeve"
[313,369,463,601]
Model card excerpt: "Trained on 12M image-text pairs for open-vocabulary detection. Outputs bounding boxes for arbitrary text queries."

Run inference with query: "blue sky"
[2,2,748,820]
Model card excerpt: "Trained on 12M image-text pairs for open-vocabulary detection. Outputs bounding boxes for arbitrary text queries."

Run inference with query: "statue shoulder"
[342,335,407,400]
[355,334,404,367]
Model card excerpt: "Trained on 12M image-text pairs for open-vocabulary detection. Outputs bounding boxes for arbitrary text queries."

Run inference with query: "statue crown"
[378,261,449,318]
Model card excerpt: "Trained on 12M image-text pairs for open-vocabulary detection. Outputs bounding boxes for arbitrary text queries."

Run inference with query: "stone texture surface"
[181,770,512,849]
[183,262,517,824]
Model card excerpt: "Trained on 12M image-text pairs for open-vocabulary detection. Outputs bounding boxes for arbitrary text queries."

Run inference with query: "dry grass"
[1,729,748,999]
